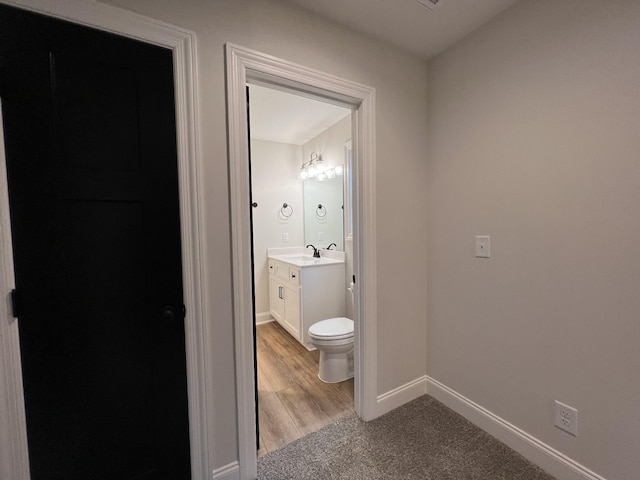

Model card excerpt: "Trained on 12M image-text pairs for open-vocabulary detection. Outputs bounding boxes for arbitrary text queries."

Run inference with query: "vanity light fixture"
[299,152,343,181]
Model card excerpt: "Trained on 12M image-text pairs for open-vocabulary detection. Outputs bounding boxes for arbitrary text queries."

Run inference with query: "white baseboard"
[212,461,239,480]
[376,375,427,418]
[255,312,273,325]
[426,377,606,480]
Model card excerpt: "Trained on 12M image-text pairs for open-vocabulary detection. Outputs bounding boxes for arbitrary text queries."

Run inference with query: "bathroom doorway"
[247,84,354,454]
[226,43,377,479]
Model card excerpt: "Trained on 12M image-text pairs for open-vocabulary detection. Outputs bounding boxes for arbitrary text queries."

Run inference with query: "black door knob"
[160,305,177,324]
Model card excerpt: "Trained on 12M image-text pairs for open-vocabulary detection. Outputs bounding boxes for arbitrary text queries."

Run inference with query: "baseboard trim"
[376,375,427,418]
[255,312,273,325]
[212,461,239,480]
[426,377,606,480]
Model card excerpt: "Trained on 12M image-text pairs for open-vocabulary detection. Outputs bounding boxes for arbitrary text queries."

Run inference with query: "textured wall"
[427,1,640,478]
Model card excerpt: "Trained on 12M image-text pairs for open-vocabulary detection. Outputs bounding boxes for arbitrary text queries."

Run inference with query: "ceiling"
[249,84,351,145]
[249,1,520,144]
[282,0,519,60]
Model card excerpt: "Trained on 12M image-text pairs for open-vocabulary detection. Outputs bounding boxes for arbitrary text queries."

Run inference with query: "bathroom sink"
[271,255,343,267]
[283,256,318,262]
[281,256,324,265]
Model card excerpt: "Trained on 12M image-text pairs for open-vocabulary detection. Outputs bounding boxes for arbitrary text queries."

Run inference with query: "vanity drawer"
[271,260,291,282]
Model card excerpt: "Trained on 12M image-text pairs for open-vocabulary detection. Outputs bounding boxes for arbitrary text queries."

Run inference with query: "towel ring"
[281,203,293,218]
[316,204,327,218]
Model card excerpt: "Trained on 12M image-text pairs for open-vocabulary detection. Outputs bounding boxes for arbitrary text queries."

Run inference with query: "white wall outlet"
[554,400,578,436]
[318,231,325,241]
[282,232,288,243]
[475,235,491,258]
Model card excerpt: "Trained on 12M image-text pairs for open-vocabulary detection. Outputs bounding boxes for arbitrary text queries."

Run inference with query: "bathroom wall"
[252,116,351,321]
[250,139,303,319]
[303,115,352,315]
[302,115,351,252]
[427,1,640,478]
[100,0,429,472]
[302,115,352,309]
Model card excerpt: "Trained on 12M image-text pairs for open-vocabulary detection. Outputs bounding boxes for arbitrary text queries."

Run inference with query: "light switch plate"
[282,232,289,243]
[475,236,491,258]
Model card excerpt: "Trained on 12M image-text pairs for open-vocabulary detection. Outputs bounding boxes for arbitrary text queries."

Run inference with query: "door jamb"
[226,43,377,480]
[0,1,209,479]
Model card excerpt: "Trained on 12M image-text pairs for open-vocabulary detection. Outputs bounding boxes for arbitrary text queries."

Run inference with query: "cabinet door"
[283,284,301,337]
[269,276,284,323]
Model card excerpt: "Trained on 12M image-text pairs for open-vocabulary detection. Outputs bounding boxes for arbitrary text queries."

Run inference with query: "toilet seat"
[309,317,353,341]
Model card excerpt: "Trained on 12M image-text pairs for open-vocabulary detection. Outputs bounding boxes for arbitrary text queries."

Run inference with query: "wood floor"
[256,321,354,456]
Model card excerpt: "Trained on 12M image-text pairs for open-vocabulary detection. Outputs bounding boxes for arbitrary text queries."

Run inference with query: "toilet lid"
[309,317,353,339]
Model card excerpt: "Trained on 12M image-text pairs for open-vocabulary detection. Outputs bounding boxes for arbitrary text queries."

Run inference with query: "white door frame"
[0,1,209,479]
[226,43,378,479]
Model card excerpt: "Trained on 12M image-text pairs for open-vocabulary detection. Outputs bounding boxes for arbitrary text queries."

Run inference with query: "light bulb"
[335,165,343,175]
[300,170,308,180]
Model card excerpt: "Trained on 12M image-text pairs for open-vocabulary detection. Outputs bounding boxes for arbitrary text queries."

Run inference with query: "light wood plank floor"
[256,321,354,456]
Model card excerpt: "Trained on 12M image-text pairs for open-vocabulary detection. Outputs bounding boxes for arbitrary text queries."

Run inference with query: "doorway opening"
[226,43,377,479]
[247,84,354,455]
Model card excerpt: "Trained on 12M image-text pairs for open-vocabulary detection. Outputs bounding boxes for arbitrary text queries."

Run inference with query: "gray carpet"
[258,395,556,479]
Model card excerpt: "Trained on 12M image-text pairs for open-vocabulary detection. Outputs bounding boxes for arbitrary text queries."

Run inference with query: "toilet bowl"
[308,317,354,383]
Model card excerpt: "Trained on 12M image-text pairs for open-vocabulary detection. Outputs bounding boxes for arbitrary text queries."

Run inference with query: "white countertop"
[269,254,344,267]
[267,246,345,267]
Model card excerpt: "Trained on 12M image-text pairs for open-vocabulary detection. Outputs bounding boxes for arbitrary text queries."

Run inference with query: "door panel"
[54,53,141,172]
[0,5,190,479]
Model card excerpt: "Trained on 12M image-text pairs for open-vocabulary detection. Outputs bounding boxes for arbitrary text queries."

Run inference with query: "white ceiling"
[249,84,351,145]
[282,0,519,60]
[249,1,519,144]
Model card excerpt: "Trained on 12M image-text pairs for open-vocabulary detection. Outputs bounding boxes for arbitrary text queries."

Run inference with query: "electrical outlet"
[554,400,578,436]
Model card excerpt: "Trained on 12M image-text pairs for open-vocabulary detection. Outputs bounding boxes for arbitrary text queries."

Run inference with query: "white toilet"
[308,317,354,383]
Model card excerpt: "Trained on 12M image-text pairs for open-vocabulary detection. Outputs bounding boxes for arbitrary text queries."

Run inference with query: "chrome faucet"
[306,244,321,258]
[327,243,337,250]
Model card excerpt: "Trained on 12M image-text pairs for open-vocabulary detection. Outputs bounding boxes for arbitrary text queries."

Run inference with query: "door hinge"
[9,289,20,318]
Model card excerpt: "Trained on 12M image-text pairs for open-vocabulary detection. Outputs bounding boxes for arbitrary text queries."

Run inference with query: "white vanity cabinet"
[268,260,301,338]
[268,257,345,349]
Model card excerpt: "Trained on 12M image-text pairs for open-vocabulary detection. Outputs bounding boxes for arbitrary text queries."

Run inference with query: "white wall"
[302,115,351,252]
[250,140,303,317]
[251,116,351,320]
[302,116,352,315]
[427,1,640,479]
[101,0,429,471]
